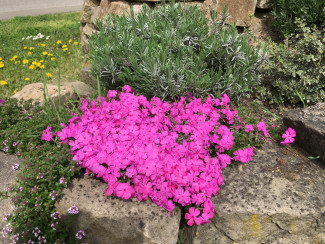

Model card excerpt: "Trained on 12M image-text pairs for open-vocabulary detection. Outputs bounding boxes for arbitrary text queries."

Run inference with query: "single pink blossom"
[185,207,202,226]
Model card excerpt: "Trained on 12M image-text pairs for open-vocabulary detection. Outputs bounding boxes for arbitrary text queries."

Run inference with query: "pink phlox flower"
[280,128,296,145]
[245,124,254,133]
[256,121,270,137]
[114,182,134,200]
[174,187,191,206]
[122,85,132,93]
[220,94,230,106]
[107,90,117,98]
[185,207,202,226]
[233,147,255,163]
[41,126,53,141]
[218,153,232,169]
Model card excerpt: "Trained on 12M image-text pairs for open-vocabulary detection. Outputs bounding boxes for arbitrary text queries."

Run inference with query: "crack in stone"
[211,218,237,242]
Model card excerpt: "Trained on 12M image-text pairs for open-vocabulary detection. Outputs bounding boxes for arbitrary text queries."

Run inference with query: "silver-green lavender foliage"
[89,2,266,101]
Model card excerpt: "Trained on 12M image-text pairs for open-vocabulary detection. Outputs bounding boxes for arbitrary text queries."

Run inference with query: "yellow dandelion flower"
[62,44,67,49]
[29,47,34,50]
[40,60,44,63]
[29,64,36,70]
[57,40,62,44]
[14,61,18,64]
[36,62,41,67]
[51,57,55,61]
[0,62,4,68]
[13,89,18,94]
[74,41,78,45]
[48,53,53,56]
[46,73,52,78]
[28,52,32,55]
[10,55,17,61]
[23,59,28,64]
[42,51,48,55]
[68,52,71,54]
[69,39,72,43]
[32,61,36,65]
[63,48,68,52]
[25,77,30,81]
[0,57,2,61]
[0,80,8,85]
[40,65,45,69]
[41,43,46,47]
[24,47,28,50]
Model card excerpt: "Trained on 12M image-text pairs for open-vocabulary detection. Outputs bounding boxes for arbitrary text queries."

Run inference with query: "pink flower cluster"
[46,85,292,226]
[280,128,296,145]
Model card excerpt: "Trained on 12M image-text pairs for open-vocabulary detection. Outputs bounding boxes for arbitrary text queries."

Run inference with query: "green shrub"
[272,0,325,38]
[89,2,265,102]
[259,18,325,106]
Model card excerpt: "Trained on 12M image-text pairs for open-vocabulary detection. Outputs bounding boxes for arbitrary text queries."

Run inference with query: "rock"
[98,0,149,19]
[283,103,325,162]
[182,142,325,244]
[83,23,97,38]
[56,80,97,97]
[216,0,257,27]
[11,83,76,107]
[80,0,100,24]
[55,174,181,244]
[0,152,20,244]
[256,0,272,9]
[81,66,98,88]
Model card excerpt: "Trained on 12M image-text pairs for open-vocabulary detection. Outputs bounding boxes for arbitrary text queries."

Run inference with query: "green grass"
[0,12,82,98]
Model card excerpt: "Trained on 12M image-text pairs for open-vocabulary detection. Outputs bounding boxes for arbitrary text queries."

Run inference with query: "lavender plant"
[89,1,266,102]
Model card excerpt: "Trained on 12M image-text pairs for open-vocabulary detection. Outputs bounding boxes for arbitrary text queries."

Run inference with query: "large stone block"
[55,174,181,244]
[216,0,257,27]
[181,142,325,243]
[283,103,325,161]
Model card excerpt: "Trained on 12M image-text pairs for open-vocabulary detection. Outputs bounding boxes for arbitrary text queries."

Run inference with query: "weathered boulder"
[0,153,20,244]
[181,142,325,244]
[81,65,98,88]
[80,0,100,24]
[216,0,257,26]
[11,83,76,107]
[283,103,325,162]
[11,82,96,107]
[59,80,97,97]
[256,0,272,9]
[55,174,181,244]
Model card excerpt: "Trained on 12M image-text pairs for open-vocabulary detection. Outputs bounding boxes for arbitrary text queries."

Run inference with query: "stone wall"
[80,0,272,53]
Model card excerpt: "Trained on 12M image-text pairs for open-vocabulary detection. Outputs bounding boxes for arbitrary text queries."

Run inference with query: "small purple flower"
[51,221,59,230]
[27,240,35,244]
[0,99,5,104]
[49,190,58,200]
[2,226,12,237]
[3,140,8,145]
[68,206,79,214]
[37,172,44,179]
[32,227,40,237]
[12,142,18,147]
[75,230,86,240]
[60,177,67,185]
[32,185,39,193]
[12,163,20,171]
[38,235,46,243]
[50,211,61,220]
